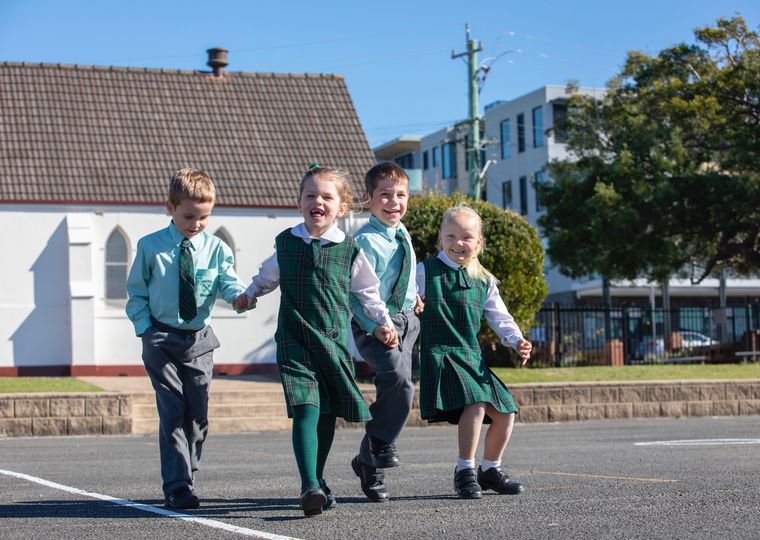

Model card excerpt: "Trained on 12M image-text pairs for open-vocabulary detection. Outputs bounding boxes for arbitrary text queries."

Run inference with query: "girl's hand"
[232,293,256,313]
[414,294,425,315]
[516,338,532,367]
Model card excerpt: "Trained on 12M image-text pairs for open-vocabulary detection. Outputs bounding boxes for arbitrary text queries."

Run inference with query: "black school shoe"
[477,466,525,495]
[454,467,483,499]
[165,487,200,509]
[319,479,337,510]
[369,435,400,468]
[351,456,389,502]
[299,485,327,517]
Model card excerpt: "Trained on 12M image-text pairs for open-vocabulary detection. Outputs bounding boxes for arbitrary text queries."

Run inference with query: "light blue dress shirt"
[126,222,246,336]
[350,214,417,333]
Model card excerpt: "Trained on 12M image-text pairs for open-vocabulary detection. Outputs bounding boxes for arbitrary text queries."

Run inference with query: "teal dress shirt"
[350,214,417,333]
[126,222,246,336]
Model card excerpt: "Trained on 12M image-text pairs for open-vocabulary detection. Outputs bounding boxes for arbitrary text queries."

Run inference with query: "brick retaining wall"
[0,393,132,437]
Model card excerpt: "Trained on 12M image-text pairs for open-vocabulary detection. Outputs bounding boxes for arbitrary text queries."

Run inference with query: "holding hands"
[373,325,399,349]
[515,338,532,367]
[232,293,257,313]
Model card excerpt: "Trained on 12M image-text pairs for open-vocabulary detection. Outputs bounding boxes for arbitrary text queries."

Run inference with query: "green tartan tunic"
[419,257,518,424]
[274,230,371,422]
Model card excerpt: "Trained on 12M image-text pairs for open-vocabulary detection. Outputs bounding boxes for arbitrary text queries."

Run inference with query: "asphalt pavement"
[1,417,759,539]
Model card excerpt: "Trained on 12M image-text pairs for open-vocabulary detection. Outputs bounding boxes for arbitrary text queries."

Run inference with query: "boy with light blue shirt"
[126,168,246,510]
[349,161,421,502]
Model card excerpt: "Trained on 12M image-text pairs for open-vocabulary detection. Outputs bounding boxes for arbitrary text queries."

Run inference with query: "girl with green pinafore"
[233,165,397,517]
[416,204,532,500]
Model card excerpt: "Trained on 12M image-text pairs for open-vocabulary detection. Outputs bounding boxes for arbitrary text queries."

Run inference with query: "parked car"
[636,331,718,357]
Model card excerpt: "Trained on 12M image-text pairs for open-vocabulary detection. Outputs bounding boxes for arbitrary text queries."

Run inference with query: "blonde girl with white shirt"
[416,203,531,499]
[233,165,397,517]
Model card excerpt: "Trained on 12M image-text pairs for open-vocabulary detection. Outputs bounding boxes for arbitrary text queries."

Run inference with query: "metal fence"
[529,304,760,367]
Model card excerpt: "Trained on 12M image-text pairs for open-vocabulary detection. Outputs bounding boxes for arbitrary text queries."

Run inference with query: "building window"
[105,228,129,301]
[552,102,568,143]
[534,171,546,212]
[519,176,528,215]
[432,146,440,167]
[395,153,414,169]
[423,150,429,170]
[502,180,513,209]
[213,227,235,268]
[500,118,511,159]
[532,106,544,148]
[517,113,525,153]
[442,142,457,179]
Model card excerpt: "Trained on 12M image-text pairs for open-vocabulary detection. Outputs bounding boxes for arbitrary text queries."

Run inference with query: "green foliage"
[405,192,548,364]
[539,15,760,284]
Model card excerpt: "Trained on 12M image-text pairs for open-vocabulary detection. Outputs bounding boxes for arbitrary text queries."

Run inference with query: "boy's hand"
[414,294,425,315]
[373,325,399,348]
[232,293,256,313]
[516,338,532,367]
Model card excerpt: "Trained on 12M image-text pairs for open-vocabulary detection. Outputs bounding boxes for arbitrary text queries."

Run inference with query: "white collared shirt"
[416,251,524,349]
[246,223,393,329]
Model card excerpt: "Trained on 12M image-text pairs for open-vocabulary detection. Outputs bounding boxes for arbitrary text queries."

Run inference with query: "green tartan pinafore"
[419,257,518,424]
[274,230,371,422]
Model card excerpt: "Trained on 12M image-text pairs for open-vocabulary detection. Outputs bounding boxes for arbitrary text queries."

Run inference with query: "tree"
[538,16,760,284]
[405,193,547,365]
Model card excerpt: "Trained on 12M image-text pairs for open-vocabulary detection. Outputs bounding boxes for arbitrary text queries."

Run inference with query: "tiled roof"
[0,62,375,207]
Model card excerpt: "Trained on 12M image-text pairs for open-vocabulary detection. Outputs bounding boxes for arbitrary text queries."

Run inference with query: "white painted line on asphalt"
[0,468,300,540]
[635,438,760,447]
[531,470,678,483]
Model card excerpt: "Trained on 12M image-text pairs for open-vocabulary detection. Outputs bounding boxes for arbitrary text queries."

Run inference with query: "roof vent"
[206,48,228,77]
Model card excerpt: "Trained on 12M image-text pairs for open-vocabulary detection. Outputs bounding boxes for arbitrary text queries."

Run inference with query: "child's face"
[368,178,408,227]
[166,198,214,239]
[440,213,483,266]
[298,176,348,237]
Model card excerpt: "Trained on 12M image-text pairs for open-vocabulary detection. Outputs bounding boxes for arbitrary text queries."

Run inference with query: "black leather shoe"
[477,466,525,495]
[165,487,200,509]
[454,467,482,499]
[351,456,389,502]
[299,486,327,517]
[319,479,337,510]
[369,436,400,468]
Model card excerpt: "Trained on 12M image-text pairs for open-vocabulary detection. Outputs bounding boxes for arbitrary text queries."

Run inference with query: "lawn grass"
[0,377,104,394]
[492,362,760,384]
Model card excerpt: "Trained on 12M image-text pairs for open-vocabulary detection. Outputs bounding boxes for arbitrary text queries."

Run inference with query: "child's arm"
[216,239,247,305]
[348,239,380,335]
[233,251,279,311]
[483,279,532,366]
[349,250,396,347]
[125,239,152,337]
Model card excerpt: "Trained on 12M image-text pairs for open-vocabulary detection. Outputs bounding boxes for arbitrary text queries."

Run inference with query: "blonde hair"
[168,168,215,206]
[298,165,358,211]
[440,203,497,284]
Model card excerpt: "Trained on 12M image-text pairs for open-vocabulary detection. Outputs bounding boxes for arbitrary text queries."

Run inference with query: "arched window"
[213,227,235,269]
[105,228,129,301]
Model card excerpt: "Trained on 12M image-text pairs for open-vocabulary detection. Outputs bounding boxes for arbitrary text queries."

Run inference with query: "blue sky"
[2,1,758,147]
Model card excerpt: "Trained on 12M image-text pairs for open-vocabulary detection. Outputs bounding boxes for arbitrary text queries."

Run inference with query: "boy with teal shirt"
[349,161,421,502]
[126,168,247,510]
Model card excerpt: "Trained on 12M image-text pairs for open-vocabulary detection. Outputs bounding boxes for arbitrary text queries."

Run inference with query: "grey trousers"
[141,320,220,496]
[352,311,420,465]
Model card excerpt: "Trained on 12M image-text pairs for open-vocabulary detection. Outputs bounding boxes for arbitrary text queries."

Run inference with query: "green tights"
[291,404,337,491]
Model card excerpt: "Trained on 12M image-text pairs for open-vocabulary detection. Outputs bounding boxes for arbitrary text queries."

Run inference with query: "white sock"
[455,457,475,472]
[480,459,500,471]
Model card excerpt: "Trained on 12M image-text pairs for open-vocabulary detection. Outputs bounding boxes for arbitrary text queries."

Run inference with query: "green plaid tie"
[305,239,323,267]
[457,266,472,289]
[179,238,197,322]
[387,228,411,315]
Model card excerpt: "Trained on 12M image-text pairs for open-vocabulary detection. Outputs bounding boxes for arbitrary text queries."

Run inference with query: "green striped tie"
[179,238,197,323]
[387,228,411,315]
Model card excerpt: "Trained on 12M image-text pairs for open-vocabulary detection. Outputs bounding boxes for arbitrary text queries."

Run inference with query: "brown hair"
[298,165,356,209]
[168,168,216,206]
[364,161,409,196]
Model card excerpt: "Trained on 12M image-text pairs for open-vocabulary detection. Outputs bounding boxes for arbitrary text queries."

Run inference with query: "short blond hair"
[168,168,216,206]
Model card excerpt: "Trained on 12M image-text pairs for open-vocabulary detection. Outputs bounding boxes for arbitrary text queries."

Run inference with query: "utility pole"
[452,23,483,200]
